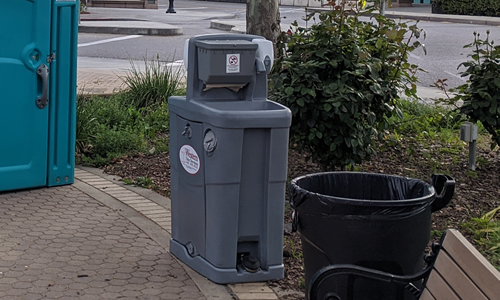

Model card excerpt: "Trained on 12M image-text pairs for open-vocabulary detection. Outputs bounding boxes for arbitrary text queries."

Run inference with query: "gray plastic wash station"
[168,34,292,284]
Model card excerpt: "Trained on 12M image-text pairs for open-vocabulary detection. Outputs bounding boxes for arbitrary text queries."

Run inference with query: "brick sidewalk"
[0,184,205,299]
[0,167,284,299]
[77,69,127,95]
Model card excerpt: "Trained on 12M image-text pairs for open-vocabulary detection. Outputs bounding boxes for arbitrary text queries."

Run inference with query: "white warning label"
[226,54,240,73]
[179,145,200,175]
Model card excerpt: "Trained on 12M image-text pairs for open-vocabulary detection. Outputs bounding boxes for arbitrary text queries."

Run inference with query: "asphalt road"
[407,21,500,89]
[78,0,500,89]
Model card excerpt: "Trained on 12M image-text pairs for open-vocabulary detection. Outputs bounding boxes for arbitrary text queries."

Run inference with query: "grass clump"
[76,93,173,166]
[76,55,184,166]
[388,99,464,136]
[121,54,185,109]
[76,95,173,166]
[76,94,146,166]
[462,206,500,270]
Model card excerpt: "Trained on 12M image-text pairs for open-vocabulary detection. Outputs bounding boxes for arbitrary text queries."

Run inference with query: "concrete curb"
[78,21,183,36]
[210,11,500,36]
[210,20,237,32]
[210,20,246,34]
[384,12,500,26]
[306,8,500,26]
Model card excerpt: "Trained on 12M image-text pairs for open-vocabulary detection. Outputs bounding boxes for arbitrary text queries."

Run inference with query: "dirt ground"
[102,139,500,299]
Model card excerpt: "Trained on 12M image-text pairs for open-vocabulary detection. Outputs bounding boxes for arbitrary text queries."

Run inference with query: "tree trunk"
[246,0,281,45]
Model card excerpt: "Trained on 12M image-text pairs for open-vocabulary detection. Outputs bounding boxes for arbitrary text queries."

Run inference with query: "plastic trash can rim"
[290,172,436,207]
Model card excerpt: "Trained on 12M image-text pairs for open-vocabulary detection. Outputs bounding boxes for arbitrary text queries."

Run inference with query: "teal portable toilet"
[0,0,78,192]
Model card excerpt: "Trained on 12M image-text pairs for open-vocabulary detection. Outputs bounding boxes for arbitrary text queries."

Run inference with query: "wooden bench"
[308,229,500,300]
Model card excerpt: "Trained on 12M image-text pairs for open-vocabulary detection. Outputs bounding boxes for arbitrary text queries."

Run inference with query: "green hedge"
[432,0,500,17]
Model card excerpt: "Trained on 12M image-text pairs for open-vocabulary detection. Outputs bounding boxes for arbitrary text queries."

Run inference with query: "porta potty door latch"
[36,64,49,109]
[47,53,56,63]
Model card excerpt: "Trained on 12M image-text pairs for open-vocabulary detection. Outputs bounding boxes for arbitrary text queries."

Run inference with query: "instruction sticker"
[179,145,200,175]
[226,53,240,73]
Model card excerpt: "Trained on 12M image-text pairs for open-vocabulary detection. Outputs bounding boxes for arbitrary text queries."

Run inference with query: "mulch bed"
[102,139,500,299]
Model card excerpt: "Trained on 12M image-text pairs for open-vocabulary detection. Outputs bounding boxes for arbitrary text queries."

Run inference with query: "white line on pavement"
[444,70,466,81]
[409,52,422,60]
[78,35,143,48]
[174,7,208,10]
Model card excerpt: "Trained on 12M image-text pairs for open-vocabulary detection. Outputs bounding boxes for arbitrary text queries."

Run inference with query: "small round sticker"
[179,145,200,175]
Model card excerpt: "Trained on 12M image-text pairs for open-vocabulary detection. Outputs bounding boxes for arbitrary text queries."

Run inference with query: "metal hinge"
[47,53,56,63]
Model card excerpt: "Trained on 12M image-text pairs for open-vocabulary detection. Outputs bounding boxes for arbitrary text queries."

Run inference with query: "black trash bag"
[289,172,454,300]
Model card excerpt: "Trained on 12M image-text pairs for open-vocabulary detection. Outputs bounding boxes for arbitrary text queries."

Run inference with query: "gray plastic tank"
[168,34,291,284]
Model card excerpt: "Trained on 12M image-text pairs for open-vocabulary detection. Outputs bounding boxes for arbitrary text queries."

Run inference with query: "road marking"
[409,52,422,60]
[280,8,305,13]
[78,35,143,48]
[174,7,208,10]
[166,60,185,67]
[444,71,466,81]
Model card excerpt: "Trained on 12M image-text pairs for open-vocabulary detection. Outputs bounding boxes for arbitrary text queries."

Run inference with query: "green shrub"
[432,0,500,17]
[443,31,500,149]
[121,55,185,109]
[272,1,424,170]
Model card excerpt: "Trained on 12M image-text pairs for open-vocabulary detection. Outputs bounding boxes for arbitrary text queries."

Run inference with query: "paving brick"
[236,293,278,300]
[0,277,19,284]
[120,289,144,297]
[160,293,182,300]
[44,291,65,298]
[127,276,149,285]
[22,293,44,300]
[142,287,163,296]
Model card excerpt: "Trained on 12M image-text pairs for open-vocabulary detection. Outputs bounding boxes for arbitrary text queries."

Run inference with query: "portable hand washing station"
[168,34,291,284]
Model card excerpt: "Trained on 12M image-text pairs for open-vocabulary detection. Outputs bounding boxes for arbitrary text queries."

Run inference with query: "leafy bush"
[272,1,425,170]
[432,0,500,17]
[441,31,500,149]
[121,55,185,109]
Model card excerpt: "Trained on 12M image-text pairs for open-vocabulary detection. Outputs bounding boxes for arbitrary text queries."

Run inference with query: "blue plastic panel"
[0,0,78,191]
[48,0,78,186]
[0,0,51,191]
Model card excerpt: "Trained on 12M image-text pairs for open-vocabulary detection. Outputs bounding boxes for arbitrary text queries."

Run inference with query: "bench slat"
[442,229,500,299]
[434,250,488,300]
[425,271,460,300]
[419,289,436,300]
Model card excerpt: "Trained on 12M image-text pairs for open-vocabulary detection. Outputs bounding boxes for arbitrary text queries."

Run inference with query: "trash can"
[290,172,455,300]
[168,34,292,284]
[0,1,78,192]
